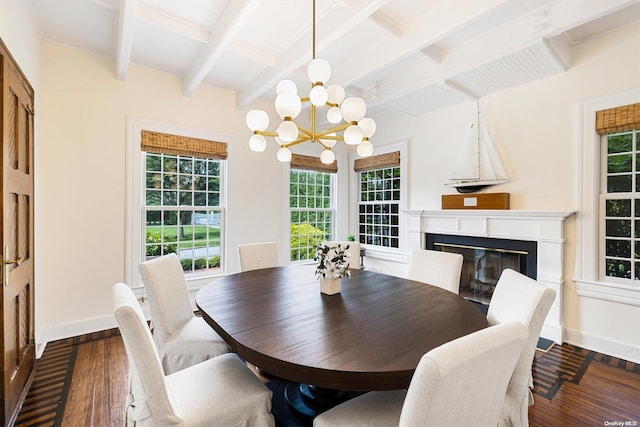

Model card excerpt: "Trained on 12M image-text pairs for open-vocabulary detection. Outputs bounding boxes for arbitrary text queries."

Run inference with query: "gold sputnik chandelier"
[245,0,375,164]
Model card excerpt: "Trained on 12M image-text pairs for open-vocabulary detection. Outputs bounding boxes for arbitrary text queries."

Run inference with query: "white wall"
[368,23,640,362]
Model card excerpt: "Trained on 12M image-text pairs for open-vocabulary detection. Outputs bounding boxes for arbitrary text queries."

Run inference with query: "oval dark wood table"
[196,265,488,420]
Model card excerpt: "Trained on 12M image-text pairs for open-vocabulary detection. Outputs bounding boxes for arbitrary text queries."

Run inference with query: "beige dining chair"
[112,283,275,427]
[322,241,361,269]
[407,249,463,294]
[314,322,528,427]
[138,253,230,374]
[487,268,556,427]
[238,242,280,272]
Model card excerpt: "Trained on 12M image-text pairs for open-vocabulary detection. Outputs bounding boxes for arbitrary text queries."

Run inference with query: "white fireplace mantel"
[405,209,575,343]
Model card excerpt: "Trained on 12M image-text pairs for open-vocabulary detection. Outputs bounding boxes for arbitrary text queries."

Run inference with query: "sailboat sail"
[447,119,509,193]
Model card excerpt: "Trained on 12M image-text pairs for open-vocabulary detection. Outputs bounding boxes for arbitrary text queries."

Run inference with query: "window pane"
[608,133,632,154]
[606,219,631,237]
[606,259,631,279]
[607,175,632,193]
[606,239,631,258]
[606,199,631,217]
[358,165,401,249]
[608,154,632,173]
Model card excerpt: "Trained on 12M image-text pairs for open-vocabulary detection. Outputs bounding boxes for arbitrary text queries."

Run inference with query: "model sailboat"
[446,118,509,194]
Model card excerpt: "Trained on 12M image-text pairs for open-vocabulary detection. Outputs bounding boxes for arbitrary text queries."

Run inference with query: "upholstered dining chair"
[322,241,362,269]
[238,242,280,272]
[314,322,528,427]
[487,268,557,427]
[112,283,275,427]
[138,253,230,374]
[407,249,463,293]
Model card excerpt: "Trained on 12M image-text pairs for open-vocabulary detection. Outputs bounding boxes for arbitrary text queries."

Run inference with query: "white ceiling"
[28,0,640,116]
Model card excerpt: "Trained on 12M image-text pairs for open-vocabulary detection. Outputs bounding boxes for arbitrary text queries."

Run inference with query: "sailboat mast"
[475,101,481,180]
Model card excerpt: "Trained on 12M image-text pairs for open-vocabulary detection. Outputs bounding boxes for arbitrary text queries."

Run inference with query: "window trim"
[575,90,640,307]
[126,116,230,295]
[350,140,408,256]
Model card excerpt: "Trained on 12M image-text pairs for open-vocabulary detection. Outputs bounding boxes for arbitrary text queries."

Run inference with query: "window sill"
[362,246,409,264]
[574,278,640,307]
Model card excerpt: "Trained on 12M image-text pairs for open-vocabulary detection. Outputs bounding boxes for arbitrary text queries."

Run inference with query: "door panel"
[1,39,35,426]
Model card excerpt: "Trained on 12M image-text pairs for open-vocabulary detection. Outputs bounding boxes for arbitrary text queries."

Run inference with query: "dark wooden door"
[0,39,35,426]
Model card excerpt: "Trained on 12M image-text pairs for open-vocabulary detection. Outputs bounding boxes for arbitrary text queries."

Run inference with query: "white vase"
[320,277,341,295]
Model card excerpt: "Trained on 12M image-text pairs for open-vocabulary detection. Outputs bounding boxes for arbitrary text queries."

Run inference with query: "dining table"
[195,265,489,420]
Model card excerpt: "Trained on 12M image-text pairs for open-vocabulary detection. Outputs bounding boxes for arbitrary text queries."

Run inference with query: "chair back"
[138,254,194,348]
[487,268,556,427]
[112,283,182,425]
[238,242,280,272]
[407,249,463,293]
[322,241,361,269]
[399,322,528,427]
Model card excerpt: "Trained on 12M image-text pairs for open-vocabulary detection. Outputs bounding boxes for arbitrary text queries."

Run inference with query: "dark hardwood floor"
[14,329,640,427]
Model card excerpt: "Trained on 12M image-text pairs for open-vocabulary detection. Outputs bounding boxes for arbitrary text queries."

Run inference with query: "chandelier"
[245,0,375,164]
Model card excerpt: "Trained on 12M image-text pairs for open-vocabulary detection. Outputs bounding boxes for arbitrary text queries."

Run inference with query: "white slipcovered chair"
[238,242,280,272]
[487,268,557,427]
[322,241,362,269]
[407,249,463,294]
[112,283,275,427]
[138,253,230,374]
[314,322,528,427]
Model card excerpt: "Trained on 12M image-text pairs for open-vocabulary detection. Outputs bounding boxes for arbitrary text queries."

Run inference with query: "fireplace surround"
[406,209,574,343]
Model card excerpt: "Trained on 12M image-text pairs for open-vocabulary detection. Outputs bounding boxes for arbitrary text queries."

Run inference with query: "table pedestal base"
[284,382,362,421]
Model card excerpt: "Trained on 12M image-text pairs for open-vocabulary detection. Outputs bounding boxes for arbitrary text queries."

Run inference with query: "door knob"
[2,245,23,287]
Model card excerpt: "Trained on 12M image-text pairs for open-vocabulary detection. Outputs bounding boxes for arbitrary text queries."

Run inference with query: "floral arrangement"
[314,243,351,280]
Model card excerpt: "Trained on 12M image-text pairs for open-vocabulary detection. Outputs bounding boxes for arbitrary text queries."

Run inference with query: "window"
[289,154,336,262]
[144,152,223,272]
[355,151,401,249]
[126,119,228,291]
[575,94,640,305]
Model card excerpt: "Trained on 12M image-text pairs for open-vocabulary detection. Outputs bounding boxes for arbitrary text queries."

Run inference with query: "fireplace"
[426,234,537,305]
[406,209,574,343]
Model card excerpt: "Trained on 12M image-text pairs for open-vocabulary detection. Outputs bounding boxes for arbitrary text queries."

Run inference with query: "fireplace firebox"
[426,234,538,305]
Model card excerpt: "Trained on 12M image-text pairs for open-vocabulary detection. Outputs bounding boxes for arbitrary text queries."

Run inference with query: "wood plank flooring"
[14,329,640,427]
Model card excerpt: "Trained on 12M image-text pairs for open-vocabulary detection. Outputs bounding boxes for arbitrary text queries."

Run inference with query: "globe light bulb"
[341,97,366,122]
[246,110,269,131]
[358,118,376,138]
[357,140,374,157]
[327,84,345,104]
[320,132,337,148]
[275,92,302,119]
[248,134,267,152]
[327,106,342,123]
[277,121,298,142]
[276,79,297,95]
[307,58,331,84]
[320,149,335,164]
[343,125,363,145]
[277,147,292,162]
[309,85,329,106]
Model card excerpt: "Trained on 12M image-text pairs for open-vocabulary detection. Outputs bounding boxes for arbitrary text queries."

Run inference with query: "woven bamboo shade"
[290,154,337,173]
[354,151,400,172]
[595,103,640,135]
[141,130,228,160]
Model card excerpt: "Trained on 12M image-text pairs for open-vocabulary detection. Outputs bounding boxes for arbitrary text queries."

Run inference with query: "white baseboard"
[564,327,640,364]
[36,304,153,359]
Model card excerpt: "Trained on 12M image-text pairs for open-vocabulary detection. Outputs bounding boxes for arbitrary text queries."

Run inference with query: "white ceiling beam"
[369,11,404,38]
[366,0,636,107]
[137,3,208,43]
[236,0,392,109]
[182,0,260,97]
[115,0,138,80]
